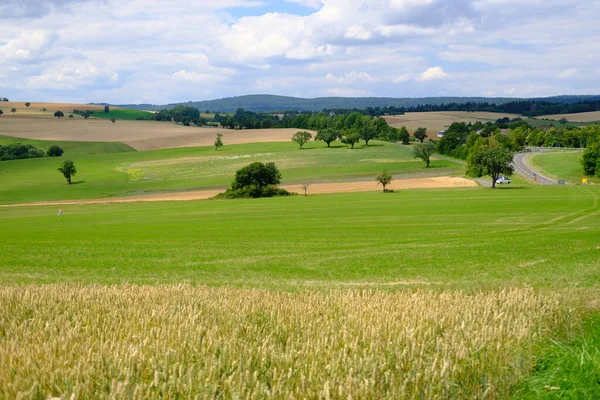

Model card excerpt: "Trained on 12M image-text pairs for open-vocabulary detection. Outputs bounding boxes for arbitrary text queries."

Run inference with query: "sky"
[1,0,599,104]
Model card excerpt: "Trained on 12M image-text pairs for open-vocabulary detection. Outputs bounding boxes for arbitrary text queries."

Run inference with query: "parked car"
[496,176,511,184]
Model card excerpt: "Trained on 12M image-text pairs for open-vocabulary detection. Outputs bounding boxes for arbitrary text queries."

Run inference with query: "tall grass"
[0,285,571,399]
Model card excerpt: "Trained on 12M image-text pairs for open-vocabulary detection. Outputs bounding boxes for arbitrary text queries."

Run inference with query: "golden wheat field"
[538,111,600,123]
[0,115,309,150]
[0,285,573,399]
[384,111,519,134]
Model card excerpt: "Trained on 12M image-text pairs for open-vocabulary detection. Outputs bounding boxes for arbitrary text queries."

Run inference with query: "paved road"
[512,153,556,185]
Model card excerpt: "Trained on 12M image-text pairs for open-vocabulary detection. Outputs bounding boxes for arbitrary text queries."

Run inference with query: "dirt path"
[1,177,477,207]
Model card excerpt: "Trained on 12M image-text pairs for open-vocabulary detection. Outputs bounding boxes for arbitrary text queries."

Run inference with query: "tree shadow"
[493,186,531,190]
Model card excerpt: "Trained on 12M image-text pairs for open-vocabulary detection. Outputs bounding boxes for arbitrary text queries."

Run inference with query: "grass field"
[0,140,461,204]
[87,108,156,120]
[384,111,520,134]
[531,151,600,184]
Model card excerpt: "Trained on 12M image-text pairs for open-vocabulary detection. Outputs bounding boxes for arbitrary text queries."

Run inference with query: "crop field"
[538,111,600,123]
[531,151,600,184]
[383,111,520,134]
[0,139,461,204]
[0,101,109,112]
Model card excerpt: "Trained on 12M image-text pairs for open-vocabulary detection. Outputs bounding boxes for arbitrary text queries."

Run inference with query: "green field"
[2,186,598,287]
[531,151,600,184]
[89,108,155,120]
[0,139,461,204]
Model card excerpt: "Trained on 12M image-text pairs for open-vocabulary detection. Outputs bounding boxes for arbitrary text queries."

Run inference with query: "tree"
[467,140,514,188]
[315,128,339,147]
[413,142,436,167]
[360,125,378,146]
[292,131,312,149]
[397,126,410,144]
[54,111,64,118]
[341,130,361,149]
[375,170,392,192]
[232,161,281,190]
[47,145,64,157]
[301,182,310,196]
[42,108,47,112]
[58,160,77,184]
[214,133,223,151]
[582,142,600,176]
[68,114,74,118]
[413,127,428,143]
[11,108,16,113]
[25,102,31,108]
[104,105,110,113]
[111,117,116,124]
[0,110,3,116]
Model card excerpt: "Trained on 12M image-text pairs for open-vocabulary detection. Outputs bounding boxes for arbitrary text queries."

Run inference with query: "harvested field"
[1,177,477,206]
[0,101,110,112]
[0,116,309,150]
[537,111,600,123]
[384,111,520,134]
[0,285,569,399]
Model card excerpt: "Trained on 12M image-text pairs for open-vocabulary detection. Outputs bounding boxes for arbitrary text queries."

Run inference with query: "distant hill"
[114,94,600,113]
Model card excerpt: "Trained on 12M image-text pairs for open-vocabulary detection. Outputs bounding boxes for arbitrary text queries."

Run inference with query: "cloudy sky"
[1,0,599,104]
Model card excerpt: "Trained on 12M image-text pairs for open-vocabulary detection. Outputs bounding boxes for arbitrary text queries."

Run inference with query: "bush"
[47,145,64,157]
[217,162,295,199]
[218,185,294,199]
[0,143,45,161]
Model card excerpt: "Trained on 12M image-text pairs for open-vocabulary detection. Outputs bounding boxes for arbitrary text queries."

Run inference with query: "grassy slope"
[1,186,599,287]
[88,108,155,120]
[531,152,600,184]
[0,140,461,204]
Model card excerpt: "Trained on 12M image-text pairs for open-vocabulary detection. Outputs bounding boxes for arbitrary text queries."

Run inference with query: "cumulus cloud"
[418,67,448,82]
[0,0,599,103]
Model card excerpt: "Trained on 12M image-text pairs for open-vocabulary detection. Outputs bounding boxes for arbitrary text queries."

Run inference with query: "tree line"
[0,144,63,161]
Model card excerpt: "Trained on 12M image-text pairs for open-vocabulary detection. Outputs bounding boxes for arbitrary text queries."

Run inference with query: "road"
[512,153,557,185]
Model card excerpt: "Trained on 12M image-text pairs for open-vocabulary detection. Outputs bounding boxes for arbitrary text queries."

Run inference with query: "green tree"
[54,111,64,118]
[315,128,339,147]
[0,110,3,116]
[292,131,312,149]
[360,125,377,146]
[11,108,16,113]
[58,160,77,184]
[467,139,514,188]
[233,161,281,190]
[397,126,410,144]
[413,127,428,143]
[581,142,600,176]
[214,133,223,151]
[104,105,110,113]
[375,170,392,192]
[341,130,361,149]
[111,117,116,124]
[47,145,64,157]
[438,122,470,156]
[413,142,436,168]
[25,102,31,108]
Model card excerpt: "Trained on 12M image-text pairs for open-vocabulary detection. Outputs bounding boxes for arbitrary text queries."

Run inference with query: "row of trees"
[582,129,600,176]
[0,144,63,162]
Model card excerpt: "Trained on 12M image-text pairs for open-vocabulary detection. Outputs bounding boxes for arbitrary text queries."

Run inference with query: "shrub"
[47,145,64,157]
[0,143,45,161]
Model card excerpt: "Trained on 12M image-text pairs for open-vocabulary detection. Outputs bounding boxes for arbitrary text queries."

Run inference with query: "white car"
[496,176,511,184]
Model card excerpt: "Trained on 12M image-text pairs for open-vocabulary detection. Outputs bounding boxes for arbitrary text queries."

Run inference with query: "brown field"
[538,111,600,123]
[0,101,111,113]
[0,115,309,150]
[384,111,520,134]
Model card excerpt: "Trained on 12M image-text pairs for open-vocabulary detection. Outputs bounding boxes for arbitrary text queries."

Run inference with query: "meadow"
[0,140,460,204]
[531,151,600,184]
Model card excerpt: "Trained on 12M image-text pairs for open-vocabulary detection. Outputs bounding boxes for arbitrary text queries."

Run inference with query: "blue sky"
[1,0,599,104]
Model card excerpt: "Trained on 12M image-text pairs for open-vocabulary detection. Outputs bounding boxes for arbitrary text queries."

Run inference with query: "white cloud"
[325,88,373,97]
[325,71,378,84]
[418,67,448,81]
[557,68,577,79]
